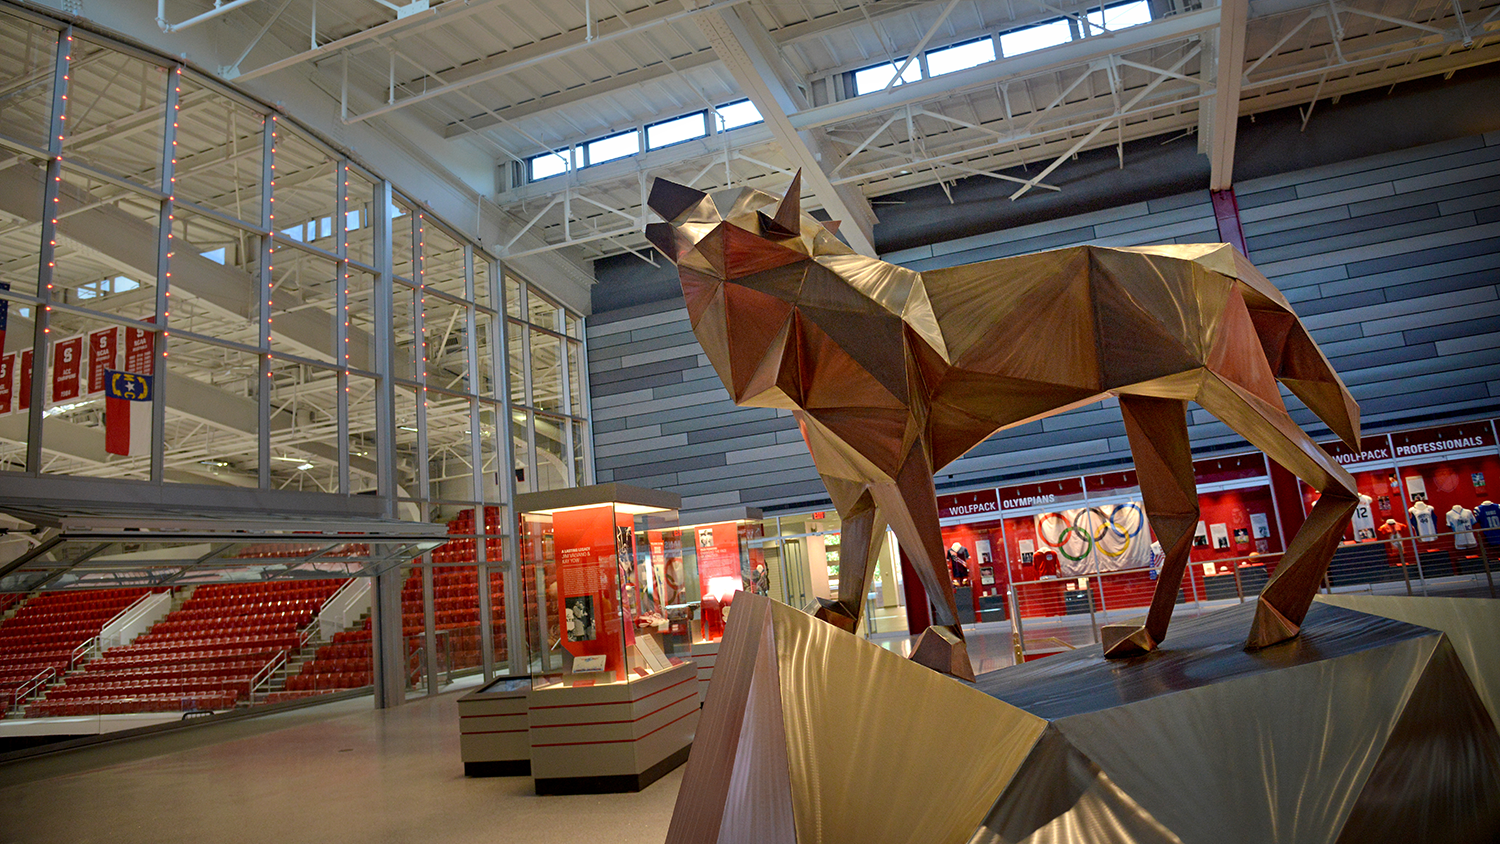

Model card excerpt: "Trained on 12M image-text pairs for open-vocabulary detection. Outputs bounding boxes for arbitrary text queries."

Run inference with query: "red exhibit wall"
[899,548,931,635]
[939,519,1007,601]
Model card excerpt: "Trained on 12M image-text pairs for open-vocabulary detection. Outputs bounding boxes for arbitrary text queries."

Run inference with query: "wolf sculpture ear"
[648,179,710,223]
[774,169,801,230]
[755,169,803,237]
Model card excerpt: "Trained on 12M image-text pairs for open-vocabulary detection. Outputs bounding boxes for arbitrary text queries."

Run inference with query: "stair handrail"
[318,578,371,641]
[12,665,57,713]
[249,652,287,703]
[69,636,99,670]
[98,590,169,650]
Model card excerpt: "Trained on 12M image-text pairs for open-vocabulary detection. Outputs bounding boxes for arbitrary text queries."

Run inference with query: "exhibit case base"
[530,660,698,795]
[690,639,719,704]
[458,677,531,777]
[667,592,1500,844]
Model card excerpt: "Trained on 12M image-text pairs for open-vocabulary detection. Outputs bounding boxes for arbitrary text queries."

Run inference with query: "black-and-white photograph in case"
[565,595,596,642]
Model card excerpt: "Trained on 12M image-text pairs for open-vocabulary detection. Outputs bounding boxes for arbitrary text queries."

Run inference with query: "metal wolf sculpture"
[646,173,1360,680]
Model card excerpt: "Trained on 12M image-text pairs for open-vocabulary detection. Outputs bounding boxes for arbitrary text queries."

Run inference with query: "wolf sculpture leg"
[813,480,881,634]
[1196,375,1359,648]
[1101,396,1201,658]
[869,443,975,681]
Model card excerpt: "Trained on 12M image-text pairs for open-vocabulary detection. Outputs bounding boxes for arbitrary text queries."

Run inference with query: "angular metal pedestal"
[668,593,1500,844]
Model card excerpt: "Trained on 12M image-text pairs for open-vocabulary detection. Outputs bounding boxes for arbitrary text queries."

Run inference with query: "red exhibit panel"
[553,505,624,680]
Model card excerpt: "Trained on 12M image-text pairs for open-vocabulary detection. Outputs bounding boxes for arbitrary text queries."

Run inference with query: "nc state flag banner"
[105,369,152,457]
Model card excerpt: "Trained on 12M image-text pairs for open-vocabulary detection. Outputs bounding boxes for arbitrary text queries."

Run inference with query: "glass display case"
[681,510,769,643]
[514,483,699,794]
[516,484,685,686]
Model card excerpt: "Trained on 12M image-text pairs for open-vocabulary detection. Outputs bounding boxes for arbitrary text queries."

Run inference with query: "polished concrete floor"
[0,686,682,844]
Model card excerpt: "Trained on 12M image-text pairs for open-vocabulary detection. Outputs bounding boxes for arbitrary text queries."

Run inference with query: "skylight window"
[714,100,762,131]
[853,60,922,95]
[999,19,1072,57]
[1087,1,1152,33]
[585,130,639,166]
[927,38,997,77]
[647,113,707,149]
[529,150,572,181]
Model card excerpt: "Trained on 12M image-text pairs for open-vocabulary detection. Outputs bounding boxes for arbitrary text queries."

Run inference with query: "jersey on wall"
[1474,501,1500,546]
[1446,507,1476,549]
[1408,502,1438,541]
[1350,493,1376,540]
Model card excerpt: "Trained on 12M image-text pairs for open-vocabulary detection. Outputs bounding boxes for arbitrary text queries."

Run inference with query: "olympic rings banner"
[1035,503,1152,575]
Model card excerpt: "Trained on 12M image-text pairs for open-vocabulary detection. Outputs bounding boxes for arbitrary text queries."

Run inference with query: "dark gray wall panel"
[588,133,1500,513]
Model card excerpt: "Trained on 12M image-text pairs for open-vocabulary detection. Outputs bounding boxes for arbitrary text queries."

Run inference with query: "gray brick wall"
[587,132,1500,512]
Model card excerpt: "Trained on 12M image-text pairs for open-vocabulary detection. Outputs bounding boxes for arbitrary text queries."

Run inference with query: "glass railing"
[1008,528,1496,661]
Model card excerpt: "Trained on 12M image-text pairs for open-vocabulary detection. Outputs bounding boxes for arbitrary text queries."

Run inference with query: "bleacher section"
[24,580,342,717]
[0,588,149,711]
[268,506,527,702]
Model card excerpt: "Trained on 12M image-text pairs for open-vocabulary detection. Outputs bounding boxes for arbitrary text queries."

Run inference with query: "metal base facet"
[1101,623,1159,658]
[811,597,859,634]
[911,625,976,681]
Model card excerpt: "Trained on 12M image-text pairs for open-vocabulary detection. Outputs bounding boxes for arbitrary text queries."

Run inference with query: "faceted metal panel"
[666,592,1046,844]
[648,175,1364,668]
[671,593,1500,844]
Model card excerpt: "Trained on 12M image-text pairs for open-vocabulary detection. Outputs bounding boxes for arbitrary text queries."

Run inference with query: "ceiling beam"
[696,5,878,254]
[788,5,1223,132]
[1209,0,1249,190]
[441,49,720,138]
[232,0,512,81]
[343,0,753,124]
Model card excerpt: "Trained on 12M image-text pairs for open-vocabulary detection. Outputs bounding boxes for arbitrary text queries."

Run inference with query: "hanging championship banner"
[0,353,13,415]
[51,335,83,403]
[124,324,154,374]
[17,349,31,411]
[1035,503,1152,576]
[88,327,118,394]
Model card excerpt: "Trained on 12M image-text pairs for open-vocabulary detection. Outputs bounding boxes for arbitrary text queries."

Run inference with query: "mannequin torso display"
[1350,493,1376,540]
[1377,519,1407,539]
[1475,501,1500,546]
[1447,505,1476,549]
[1408,501,1437,541]
[946,543,970,583]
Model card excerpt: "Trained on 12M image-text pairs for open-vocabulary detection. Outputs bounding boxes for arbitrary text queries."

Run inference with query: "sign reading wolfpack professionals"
[104,369,152,457]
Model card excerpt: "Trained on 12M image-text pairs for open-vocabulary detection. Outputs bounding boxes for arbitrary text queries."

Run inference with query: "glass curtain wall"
[0,6,589,700]
[505,272,591,494]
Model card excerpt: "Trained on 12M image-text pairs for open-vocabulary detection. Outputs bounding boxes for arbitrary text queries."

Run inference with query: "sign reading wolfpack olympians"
[937,489,999,520]
[997,478,1085,512]
[104,369,153,457]
[1389,422,1495,458]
